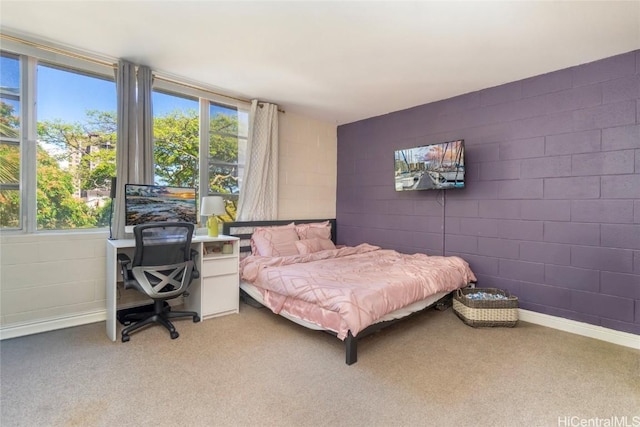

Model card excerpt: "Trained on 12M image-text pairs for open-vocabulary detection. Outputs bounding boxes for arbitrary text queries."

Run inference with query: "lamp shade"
[201,196,225,216]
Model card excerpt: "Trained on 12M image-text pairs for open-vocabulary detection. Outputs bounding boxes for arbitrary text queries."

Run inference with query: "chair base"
[117,302,170,325]
[120,300,200,342]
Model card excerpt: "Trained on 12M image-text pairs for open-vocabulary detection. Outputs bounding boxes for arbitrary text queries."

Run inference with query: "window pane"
[152,90,199,188]
[0,54,20,138]
[208,103,246,221]
[36,63,116,230]
[0,98,20,138]
[0,53,21,229]
[0,188,20,228]
[0,143,21,228]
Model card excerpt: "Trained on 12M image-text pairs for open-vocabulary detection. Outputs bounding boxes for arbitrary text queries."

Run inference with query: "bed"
[223,219,477,365]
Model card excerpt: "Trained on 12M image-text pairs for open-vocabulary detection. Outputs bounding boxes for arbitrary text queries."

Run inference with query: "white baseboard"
[0,310,106,341]
[3,307,638,350]
[518,309,640,350]
[0,299,186,341]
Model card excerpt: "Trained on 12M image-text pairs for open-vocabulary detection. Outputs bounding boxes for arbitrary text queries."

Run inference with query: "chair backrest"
[132,222,195,268]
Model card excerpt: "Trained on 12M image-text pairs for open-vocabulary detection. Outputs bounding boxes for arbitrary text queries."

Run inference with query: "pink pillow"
[295,221,331,240]
[251,223,299,257]
[295,238,336,255]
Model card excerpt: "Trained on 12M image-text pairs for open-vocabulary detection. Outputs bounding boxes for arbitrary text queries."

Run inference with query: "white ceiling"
[1,1,638,125]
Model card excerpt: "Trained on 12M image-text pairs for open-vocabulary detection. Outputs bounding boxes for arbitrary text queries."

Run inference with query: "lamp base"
[207,216,220,237]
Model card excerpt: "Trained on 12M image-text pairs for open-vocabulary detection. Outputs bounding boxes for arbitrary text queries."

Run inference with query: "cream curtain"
[236,100,279,221]
[111,61,154,239]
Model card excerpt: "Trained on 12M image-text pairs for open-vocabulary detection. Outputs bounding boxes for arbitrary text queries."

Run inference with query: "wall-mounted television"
[394,139,465,191]
[124,184,197,230]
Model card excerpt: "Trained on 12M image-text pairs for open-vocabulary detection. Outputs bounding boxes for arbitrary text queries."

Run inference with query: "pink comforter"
[240,244,477,339]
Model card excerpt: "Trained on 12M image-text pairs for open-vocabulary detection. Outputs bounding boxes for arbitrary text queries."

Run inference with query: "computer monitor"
[124,184,197,233]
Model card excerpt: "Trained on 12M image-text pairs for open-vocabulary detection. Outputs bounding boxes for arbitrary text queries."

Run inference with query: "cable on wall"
[440,190,446,256]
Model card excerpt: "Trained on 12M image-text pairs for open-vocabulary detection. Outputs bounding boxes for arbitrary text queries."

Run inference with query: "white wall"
[278,111,337,220]
[0,112,337,339]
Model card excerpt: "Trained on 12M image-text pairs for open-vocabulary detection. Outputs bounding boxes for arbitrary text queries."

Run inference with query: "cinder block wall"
[337,51,639,335]
[278,112,337,220]
[0,232,109,329]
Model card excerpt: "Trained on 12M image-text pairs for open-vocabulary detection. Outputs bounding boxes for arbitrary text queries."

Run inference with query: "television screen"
[394,139,465,191]
[124,184,197,227]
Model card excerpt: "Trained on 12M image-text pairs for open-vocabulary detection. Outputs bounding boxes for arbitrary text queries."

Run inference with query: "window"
[1,37,249,232]
[152,79,249,222]
[0,43,117,231]
[36,63,116,230]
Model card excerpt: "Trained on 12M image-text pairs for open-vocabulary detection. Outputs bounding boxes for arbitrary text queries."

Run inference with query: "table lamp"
[201,196,225,237]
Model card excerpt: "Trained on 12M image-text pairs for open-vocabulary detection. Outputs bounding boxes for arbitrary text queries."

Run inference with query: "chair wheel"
[170,331,179,339]
[122,335,130,343]
[193,315,200,323]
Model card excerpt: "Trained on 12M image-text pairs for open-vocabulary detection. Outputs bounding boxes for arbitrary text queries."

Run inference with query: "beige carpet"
[1,302,638,427]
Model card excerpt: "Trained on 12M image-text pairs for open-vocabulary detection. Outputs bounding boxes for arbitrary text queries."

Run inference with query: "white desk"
[106,234,240,342]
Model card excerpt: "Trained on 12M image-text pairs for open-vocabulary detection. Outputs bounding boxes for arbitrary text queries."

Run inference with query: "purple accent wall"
[336,51,640,335]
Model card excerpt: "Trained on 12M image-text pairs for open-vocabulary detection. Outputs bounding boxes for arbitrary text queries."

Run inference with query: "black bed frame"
[223,218,453,365]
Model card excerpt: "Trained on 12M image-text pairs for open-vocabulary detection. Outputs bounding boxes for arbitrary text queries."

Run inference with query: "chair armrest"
[117,253,134,284]
[190,248,200,279]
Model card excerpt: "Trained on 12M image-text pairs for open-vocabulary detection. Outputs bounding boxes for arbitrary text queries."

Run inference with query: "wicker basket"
[453,287,519,327]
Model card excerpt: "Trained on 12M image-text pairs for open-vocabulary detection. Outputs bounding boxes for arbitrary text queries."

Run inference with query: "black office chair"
[117,222,200,342]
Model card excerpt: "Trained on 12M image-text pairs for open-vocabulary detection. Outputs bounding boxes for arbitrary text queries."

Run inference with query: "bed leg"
[345,331,357,365]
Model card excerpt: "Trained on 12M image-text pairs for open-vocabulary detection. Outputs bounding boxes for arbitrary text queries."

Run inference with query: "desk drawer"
[202,275,239,318]
[202,257,237,277]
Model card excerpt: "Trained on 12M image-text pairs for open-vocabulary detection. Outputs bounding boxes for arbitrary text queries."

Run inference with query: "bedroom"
[1,1,639,425]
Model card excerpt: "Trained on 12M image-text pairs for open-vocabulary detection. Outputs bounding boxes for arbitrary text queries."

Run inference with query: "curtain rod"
[155,75,283,113]
[1,33,115,67]
[153,74,250,104]
[145,74,284,113]
[2,33,284,113]
[258,103,286,114]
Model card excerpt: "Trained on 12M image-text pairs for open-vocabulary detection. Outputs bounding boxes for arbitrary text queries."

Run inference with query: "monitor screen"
[124,184,197,228]
[394,139,465,191]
